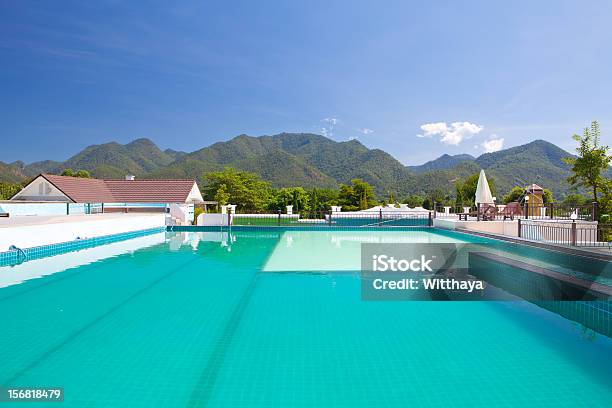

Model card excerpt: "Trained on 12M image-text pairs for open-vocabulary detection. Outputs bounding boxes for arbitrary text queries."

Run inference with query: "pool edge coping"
[445,227,612,262]
[0,227,166,267]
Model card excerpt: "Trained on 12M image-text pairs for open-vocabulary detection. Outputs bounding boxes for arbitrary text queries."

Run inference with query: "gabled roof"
[42,174,115,203]
[19,174,201,203]
[525,183,544,192]
[104,179,199,203]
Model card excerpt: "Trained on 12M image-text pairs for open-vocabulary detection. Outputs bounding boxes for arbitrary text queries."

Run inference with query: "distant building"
[11,174,203,204]
[524,183,544,217]
[10,174,203,221]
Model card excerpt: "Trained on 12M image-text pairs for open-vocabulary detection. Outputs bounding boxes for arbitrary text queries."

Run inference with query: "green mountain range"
[0,133,586,199]
[408,154,476,173]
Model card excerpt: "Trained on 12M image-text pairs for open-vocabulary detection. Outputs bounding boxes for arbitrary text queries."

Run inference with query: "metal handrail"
[8,245,28,264]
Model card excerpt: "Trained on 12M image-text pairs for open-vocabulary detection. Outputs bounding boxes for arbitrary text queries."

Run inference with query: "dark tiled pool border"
[0,227,165,267]
[470,251,612,337]
[168,225,437,233]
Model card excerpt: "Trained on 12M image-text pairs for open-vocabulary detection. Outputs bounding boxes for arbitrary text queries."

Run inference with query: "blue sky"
[1,0,611,165]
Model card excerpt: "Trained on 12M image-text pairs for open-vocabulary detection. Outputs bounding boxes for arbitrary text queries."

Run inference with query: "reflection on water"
[263,230,470,271]
[0,232,166,289]
[167,231,236,252]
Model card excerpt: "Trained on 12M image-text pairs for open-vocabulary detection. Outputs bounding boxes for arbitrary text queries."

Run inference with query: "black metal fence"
[518,220,612,247]
[227,210,433,227]
[433,202,599,222]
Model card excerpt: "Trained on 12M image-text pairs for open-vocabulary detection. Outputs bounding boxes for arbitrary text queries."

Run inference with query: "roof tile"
[41,174,197,203]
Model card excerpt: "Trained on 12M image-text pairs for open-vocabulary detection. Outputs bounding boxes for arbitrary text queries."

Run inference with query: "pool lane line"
[2,255,201,386]
[186,271,261,408]
[0,266,88,304]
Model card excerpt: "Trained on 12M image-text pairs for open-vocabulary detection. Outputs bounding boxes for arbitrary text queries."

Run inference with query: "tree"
[338,179,376,211]
[60,168,91,178]
[270,187,310,213]
[430,188,449,205]
[564,121,611,203]
[402,194,424,208]
[193,207,204,223]
[503,186,524,204]
[308,188,338,213]
[599,180,612,222]
[561,193,587,208]
[203,167,272,212]
[542,188,553,204]
[75,170,91,178]
[213,183,230,206]
[502,186,552,204]
[0,182,21,200]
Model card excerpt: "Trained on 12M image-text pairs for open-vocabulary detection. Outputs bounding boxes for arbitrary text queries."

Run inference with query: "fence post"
[101,203,104,214]
[66,203,70,215]
[571,220,577,246]
[278,210,281,226]
[597,224,602,243]
[227,208,232,227]
[328,210,332,226]
[477,203,481,221]
[523,202,528,219]
[517,218,521,238]
[379,208,382,224]
[549,203,554,219]
[432,201,437,219]
[592,201,598,222]
[428,211,433,227]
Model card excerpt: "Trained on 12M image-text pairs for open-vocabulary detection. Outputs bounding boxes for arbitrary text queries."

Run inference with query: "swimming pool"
[0,228,610,407]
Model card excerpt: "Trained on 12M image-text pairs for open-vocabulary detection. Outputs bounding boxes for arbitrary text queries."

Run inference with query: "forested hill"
[0,133,582,198]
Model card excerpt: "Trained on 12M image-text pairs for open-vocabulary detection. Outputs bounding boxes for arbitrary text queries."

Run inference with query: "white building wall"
[11,177,70,202]
[186,183,204,203]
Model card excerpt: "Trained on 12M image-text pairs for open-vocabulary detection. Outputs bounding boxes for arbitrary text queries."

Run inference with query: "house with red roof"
[11,174,203,204]
[9,174,204,221]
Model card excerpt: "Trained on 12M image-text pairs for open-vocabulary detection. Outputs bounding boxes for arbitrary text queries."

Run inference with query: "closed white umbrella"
[475,169,494,205]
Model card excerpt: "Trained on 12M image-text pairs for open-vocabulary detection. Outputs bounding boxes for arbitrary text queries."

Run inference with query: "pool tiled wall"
[469,252,612,338]
[0,227,165,267]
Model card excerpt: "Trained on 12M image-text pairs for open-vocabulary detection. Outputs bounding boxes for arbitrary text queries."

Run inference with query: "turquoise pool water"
[0,229,611,407]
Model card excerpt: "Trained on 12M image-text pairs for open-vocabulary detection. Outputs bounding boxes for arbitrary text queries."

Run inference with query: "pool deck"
[434,217,519,236]
[0,213,166,252]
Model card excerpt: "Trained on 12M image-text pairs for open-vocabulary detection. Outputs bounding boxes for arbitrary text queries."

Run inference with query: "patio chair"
[457,209,476,221]
[479,204,497,221]
[501,202,522,220]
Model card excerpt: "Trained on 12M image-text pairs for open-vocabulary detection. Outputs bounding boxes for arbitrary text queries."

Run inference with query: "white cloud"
[418,121,483,145]
[320,117,338,138]
[323,117,338,126]
[419,122,448,137]
[359,128,374,135]
[481,136,505,153]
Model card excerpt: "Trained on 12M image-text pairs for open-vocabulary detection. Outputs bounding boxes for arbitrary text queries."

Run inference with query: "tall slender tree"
[564,121,611,203]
